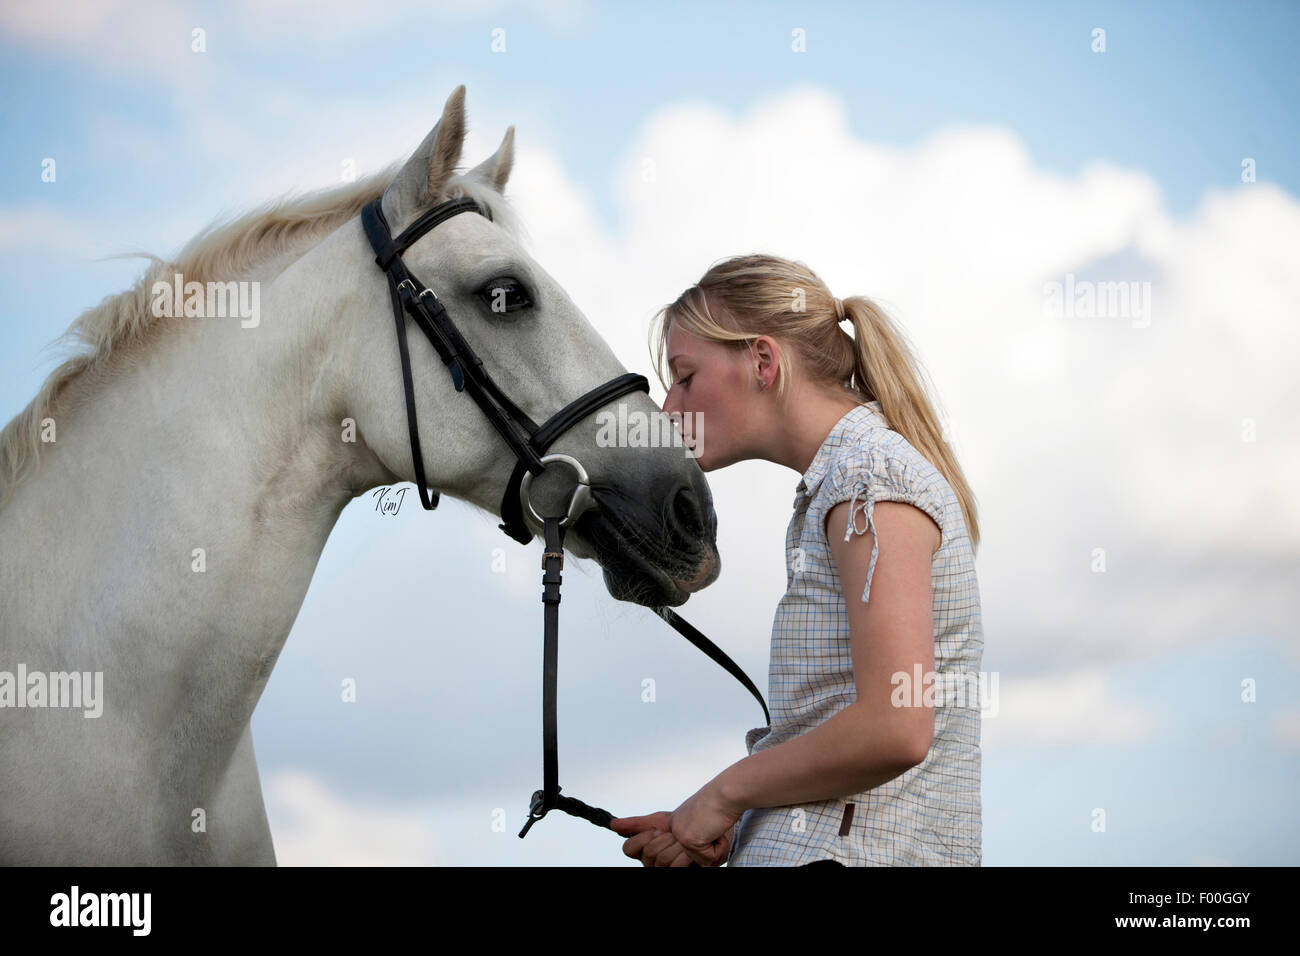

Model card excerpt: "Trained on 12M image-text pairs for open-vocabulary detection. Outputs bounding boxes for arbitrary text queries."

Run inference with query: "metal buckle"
[542,550,565,570]
[519,453,596,530]
[518,789,548,838]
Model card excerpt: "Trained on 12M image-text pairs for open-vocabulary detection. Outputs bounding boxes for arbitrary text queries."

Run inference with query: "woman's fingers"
[615,812,717,867]
[623,824,731,867]
[614,812,677,862]
[621,827,677,863]
[620,829,658,859]
[642,830,694,867]
[610,811,673,837]
[683,830,731,867]
[667,845,694,867]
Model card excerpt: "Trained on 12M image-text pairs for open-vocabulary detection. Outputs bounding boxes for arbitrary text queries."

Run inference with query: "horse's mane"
[0,164,522,509]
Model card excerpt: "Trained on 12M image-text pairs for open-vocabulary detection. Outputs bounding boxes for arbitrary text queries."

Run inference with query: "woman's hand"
[667,782,743,866]
[611,812,695,867]
[611,782,745,867]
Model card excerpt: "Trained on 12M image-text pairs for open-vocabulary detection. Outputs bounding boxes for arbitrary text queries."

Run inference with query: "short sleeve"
[820,442,946,604]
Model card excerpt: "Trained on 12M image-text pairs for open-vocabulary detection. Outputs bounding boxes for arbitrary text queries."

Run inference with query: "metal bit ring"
[520,453,596,529]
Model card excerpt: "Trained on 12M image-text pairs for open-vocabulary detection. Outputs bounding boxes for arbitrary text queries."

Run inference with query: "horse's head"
[346,86,718,607]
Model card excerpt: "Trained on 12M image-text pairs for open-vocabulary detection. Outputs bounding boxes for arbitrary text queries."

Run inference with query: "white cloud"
[0,1,204,84]
[979,667,1160,747]
[506,85,1300,672]
[261,764,653,867]
[264,769,441,865]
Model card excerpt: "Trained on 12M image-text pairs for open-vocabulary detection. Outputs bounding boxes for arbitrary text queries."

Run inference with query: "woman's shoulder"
[818,426,941,497]
[815,429,953,535]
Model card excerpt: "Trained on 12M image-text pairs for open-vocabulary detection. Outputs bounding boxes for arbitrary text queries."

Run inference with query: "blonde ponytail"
[840,296,980,551]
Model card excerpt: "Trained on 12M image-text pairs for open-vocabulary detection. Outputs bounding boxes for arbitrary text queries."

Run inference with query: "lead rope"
[518,513,773,841]
[518,516,616,836]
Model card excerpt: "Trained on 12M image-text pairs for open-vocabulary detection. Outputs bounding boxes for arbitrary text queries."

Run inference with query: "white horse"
[0,86,719,865]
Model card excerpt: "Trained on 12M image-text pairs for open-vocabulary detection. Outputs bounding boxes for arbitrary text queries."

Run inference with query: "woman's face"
[661,321,757,471]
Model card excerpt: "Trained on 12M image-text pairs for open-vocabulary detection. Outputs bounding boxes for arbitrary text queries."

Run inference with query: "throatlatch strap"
[388,270,438,511]
[363,197,492,511]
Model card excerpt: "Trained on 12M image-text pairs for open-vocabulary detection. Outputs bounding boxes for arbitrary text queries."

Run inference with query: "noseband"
[361,194,768,847]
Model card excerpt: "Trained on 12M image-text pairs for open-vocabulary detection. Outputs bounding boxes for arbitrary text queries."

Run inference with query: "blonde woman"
[610,255,984,867]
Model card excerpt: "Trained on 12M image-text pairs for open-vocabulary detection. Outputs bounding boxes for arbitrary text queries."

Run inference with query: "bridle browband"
[361,193,769,847]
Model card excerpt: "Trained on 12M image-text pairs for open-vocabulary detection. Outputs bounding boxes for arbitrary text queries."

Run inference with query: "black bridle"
[360,194,769,845]
[360,194,648,543]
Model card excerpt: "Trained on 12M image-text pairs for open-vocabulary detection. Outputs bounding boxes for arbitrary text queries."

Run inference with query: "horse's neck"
[1,233,387,724]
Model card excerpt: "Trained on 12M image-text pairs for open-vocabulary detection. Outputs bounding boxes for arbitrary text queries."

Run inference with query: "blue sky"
[2,0,1297,865]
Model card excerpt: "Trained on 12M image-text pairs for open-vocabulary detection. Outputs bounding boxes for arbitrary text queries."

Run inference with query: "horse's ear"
[467,125,515,194]
[381,85,468,231]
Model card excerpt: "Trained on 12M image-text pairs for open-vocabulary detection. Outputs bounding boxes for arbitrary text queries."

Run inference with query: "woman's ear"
[751,335,780,385]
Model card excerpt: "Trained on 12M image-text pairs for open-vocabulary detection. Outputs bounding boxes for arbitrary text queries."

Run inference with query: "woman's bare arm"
[714,500,939,813]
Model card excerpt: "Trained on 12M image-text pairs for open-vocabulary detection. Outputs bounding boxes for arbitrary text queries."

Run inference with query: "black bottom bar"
[0,864,1281,940]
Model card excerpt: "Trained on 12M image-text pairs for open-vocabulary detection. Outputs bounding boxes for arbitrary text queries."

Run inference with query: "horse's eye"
[478,277,533,313]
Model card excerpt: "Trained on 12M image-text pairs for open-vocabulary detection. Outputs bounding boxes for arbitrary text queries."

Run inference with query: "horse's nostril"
[673,487,700,532]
